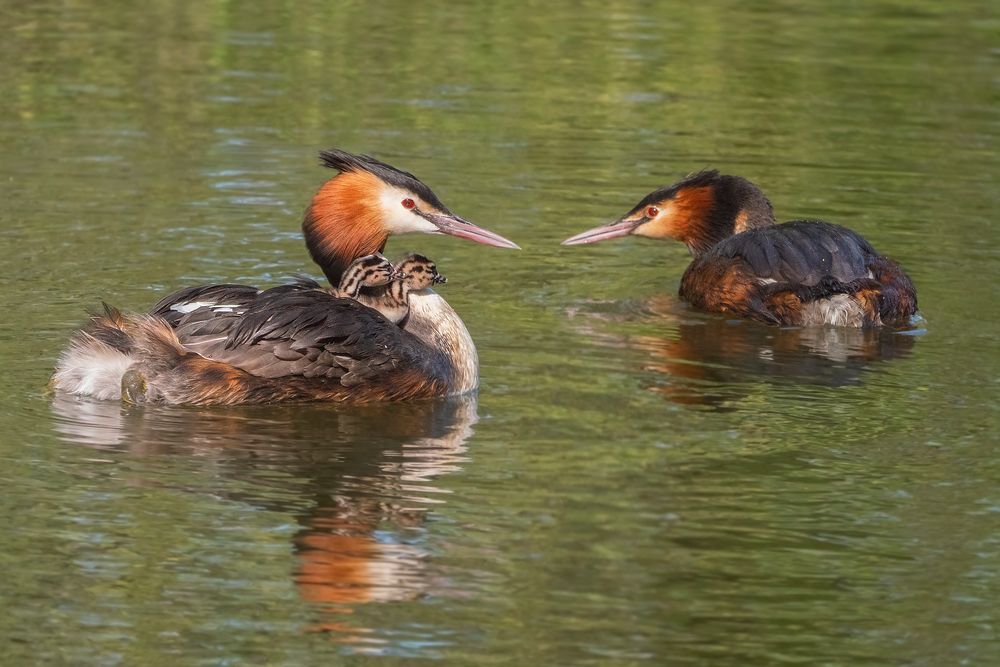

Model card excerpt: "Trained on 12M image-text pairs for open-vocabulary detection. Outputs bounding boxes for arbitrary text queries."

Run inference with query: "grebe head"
[395,253,447,291]
[562,170,775,256]
[304,149,518,284]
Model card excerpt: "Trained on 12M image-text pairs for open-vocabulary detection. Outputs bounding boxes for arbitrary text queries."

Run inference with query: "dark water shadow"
[50,393,478,646]
[569,293,920,409]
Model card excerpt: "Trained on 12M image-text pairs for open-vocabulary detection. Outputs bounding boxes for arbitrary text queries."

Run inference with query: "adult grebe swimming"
[563,170,917,327]
[54,149,519,405]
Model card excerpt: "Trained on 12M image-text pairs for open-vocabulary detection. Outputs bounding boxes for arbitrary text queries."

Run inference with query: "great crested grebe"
[563,170,917,327]
[53,149,519,405]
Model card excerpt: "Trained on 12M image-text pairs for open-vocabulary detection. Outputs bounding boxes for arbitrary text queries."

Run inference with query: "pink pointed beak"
[425,213,520,249]
[561,218,642,246]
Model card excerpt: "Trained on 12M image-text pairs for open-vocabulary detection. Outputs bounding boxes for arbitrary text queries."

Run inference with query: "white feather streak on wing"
[170,300,216,314]
[169,301,247,315]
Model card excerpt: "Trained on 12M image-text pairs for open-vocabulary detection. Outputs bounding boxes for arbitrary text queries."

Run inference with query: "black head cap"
[400,252,433,264]
[319,149,451,213]
[628,169,724,216]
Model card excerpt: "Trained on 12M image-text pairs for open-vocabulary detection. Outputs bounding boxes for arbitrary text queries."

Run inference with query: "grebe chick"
[333,253,397,298]
[355,254,447,325]
[563,170,917,327]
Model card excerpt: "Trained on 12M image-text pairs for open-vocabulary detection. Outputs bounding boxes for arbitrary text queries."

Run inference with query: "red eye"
[401,198,415,210]
[646,206,659,218]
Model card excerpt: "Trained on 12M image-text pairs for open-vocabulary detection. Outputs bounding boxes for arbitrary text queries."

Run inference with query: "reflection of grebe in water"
[568,293,918,409]
[50,393,478,645]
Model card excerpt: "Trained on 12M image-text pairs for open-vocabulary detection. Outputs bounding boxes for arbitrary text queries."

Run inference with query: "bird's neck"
[370,282,411,326]
[302,174,389,285]
[403,291,478,395]
[388,281,409,306]
[687,177,776,257]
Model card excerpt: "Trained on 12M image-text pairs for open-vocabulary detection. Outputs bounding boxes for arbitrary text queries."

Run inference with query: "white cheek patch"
[378,187,439,235]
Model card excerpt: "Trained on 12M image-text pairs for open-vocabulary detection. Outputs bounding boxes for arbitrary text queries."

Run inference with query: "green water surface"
[2,1,999,664]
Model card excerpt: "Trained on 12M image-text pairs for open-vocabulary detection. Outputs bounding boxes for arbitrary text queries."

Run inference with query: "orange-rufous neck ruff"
[303,171,389,285]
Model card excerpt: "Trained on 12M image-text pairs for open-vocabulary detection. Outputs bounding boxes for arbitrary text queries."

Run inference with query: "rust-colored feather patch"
[635,185,715,247]
[303,171,389,285]
[733,209,751,234]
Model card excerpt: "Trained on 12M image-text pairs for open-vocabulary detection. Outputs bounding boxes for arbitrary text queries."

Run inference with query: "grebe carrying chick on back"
[335,252,448,325]
[563,170,917,327]
[53,149,519,405]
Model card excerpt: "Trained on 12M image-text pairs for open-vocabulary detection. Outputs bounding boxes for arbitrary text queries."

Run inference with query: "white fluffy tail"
[52,331,134,400]
[53,305,197,402]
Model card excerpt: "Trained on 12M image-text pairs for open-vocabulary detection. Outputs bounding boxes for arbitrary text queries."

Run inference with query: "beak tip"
[484,237,521,250]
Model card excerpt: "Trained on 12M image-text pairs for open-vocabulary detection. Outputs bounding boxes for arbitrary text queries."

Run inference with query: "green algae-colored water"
[2,1,999,664]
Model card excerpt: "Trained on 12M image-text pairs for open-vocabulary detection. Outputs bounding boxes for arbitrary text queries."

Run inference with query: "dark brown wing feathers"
[681,220,916,325]
[709,220,875,285]
[141,280,448,403]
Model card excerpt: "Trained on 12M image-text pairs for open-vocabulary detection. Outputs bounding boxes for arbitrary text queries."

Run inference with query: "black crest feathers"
[318,148,450,213]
